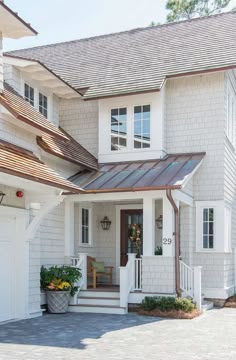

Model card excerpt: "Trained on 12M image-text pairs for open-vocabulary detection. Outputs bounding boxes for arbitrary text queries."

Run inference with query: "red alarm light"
[16,191,24,198]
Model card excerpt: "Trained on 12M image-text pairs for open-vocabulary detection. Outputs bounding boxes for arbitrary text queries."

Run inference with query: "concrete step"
[79,290,119,299]
[78,296,120,307]
[68,304,126,315]
[202,300,214,312]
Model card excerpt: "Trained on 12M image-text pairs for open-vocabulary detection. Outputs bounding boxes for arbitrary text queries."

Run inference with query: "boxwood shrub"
[141,296,196,313]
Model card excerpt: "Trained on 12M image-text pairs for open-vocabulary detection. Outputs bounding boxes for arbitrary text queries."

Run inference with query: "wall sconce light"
[0,191,6,205]
[100,216,111,230]
[155,215,163,229]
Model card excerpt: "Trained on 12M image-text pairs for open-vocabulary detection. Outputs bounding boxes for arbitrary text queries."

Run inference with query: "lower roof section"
[0,140,83,193]
[69,153,205,193]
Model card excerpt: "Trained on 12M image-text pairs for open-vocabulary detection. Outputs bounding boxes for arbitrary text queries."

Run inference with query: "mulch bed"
[224,296,236,308]
[139,308,201,319]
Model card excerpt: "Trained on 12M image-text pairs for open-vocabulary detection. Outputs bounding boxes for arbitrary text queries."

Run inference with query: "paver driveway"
[0,308,236,360]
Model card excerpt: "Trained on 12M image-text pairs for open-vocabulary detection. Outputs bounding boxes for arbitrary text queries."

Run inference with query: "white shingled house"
[0,1,236,321]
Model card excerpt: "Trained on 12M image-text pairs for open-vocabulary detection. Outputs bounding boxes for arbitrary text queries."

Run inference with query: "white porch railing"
[120,254,143,310]
[180,260,202,310]
[134,258,142,291]
[70,254,87,304]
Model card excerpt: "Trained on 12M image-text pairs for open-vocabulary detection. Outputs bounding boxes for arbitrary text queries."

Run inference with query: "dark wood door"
[120,209,143,266]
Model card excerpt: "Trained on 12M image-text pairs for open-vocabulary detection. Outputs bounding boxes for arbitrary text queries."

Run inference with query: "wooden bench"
[87,256,113,288]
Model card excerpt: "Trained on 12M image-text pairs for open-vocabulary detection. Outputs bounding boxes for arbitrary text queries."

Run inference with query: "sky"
[3,0,236,51]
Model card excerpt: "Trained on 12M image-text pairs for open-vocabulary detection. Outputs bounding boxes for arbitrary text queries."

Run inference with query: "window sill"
[79,243,93,248]
[195,250,232,254]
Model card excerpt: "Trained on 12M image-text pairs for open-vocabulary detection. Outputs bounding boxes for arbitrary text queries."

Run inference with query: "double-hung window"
[202,208,214,249]
[111,108,127,150]
[39,92,48,118]
[81,208,90,245]
[134,105,151,148]
[24,83,34,106]
[110,104,151,151]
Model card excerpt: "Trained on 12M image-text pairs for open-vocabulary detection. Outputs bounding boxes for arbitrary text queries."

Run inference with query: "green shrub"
[40,265,82,296]
[141,296,196,313]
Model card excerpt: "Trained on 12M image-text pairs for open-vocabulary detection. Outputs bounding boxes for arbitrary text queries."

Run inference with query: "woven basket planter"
[46,291,70,314]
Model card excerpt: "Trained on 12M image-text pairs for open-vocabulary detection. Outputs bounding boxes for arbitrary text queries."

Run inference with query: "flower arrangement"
[47,279,71,292]
[41,265,82,297]
[128,223,142,256]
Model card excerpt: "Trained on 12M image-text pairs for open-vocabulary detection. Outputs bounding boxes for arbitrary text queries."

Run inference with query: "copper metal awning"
[69,153,205,193]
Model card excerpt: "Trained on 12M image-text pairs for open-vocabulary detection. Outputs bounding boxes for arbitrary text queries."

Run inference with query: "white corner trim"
[25,195,65,240]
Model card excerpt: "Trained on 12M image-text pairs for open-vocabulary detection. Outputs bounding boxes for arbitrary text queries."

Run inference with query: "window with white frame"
[24,83,34,106]
[80,208,91,245]
[110,104,151,151]
[39,92,48,118]
[226,81,236,145]
[202,208,214,249]
[196,201,231,252]
[111,108,127,150]
[134,105,151,149]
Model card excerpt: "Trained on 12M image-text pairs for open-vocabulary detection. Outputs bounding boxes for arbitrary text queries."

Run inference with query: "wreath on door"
[128,223,142,256]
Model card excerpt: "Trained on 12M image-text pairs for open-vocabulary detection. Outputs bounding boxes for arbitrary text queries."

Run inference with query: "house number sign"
[162,238,172,245]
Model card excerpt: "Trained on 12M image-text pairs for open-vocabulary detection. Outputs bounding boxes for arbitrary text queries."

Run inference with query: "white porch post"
[64,200,75,257]
[162,195,175,257]
[143,195,155,256]
[127,253,136,290]
[193,266,202,310]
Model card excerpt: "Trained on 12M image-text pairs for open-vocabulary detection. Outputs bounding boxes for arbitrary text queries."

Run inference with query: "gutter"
[166,189,181,297]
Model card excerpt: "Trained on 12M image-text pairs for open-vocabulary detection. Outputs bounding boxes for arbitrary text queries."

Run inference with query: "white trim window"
[226,80,236,145]
[80,207,92,245]
[111,107,127,151]
[39,92,48,118]
[202,208,214,249]
[196,201,232,253]
[133,105,151,149]
[24,83,34,106]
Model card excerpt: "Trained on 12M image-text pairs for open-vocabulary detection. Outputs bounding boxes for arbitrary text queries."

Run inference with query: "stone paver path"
[0,308,236,359]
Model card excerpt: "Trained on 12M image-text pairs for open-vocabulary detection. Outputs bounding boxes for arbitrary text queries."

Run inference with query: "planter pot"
[46,291,70,314]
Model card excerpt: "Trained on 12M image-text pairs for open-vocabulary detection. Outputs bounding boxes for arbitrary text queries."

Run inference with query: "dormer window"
[24,83,34,106]
[39,92,48,118]
[134,105,150,149]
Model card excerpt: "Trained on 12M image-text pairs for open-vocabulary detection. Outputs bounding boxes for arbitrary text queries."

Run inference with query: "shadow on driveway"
[0,312,162,350]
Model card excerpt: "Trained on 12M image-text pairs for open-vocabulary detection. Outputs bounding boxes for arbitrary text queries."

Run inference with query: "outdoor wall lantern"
[0,191,6,205]
[155,215,163,229]
[100,216,111,230]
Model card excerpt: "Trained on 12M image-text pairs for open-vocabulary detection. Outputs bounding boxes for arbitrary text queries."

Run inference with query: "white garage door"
[0,216,15,322]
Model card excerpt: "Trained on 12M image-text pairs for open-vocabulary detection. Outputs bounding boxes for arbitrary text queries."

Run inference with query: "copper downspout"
[166,189,181,297]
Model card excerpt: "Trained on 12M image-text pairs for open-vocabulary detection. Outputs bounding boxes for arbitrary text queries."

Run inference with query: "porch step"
[78,296,120,307]
[202,300,214,312]
[68,304,126,315]
[79,290,120,299]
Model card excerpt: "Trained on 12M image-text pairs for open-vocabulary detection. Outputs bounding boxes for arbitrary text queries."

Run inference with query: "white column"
[64,201,75,257]
[193,266,202,310]
[162,195,175,257]
[127,253,136,290]
[79,253,88,290]
[143,195,155,256]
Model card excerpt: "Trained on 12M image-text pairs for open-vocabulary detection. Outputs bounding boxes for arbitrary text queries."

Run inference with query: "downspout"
[166,189,181,297]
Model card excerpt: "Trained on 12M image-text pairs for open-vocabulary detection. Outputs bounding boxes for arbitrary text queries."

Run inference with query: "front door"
[120,209,143,266]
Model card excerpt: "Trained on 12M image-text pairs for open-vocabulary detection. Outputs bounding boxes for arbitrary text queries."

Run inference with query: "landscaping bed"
[224,295,236,308]
[139,296,201,319]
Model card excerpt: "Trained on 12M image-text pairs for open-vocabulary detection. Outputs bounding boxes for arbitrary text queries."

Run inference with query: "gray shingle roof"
[7,11,236,99]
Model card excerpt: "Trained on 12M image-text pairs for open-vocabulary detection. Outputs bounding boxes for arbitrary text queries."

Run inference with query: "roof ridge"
[7,9,236,54]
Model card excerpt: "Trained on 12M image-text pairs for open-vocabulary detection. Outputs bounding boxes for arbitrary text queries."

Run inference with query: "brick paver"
[0,308,236,359]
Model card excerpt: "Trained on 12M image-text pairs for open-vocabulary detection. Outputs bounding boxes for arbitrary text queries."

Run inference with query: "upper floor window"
[110,104,151,151]
[39,92,48,118]
[111,108,127,151]
[226,81,236,145]
[24,83,34,106]
[202,208,214,249]
[134,105,150,149]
